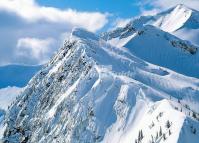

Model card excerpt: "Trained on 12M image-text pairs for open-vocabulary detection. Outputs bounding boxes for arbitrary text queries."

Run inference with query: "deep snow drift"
[3,28,199,143]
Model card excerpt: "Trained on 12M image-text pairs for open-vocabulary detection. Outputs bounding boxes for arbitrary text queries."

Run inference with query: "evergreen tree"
[151,135,154,143]
[159,126,162,137]
[166,120,171,129]
[135,139,137,143]
[138,131,141,142]
[192,112,197,118]
[156,132,158,140]
[192,128,197,134]
[139,130,143,140]
[163,133,166,140]
[169,129,171,136]
[138,130,144,142]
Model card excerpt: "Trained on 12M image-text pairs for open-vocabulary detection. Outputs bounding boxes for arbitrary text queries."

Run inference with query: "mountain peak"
[173,4,195,12]
[175,4,191,9]
[71,27,100,41]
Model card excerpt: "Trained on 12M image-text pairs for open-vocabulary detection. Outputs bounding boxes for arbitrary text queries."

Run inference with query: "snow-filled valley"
[1,4,199,143]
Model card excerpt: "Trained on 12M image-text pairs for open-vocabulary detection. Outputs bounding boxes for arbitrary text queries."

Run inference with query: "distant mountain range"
[0,65,41,88]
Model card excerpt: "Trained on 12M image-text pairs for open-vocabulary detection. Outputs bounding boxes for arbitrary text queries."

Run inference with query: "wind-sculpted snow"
[3,28,199,143]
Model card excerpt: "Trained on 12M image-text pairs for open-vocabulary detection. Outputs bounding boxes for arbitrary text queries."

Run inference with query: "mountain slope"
[150,4,199,33]
[103,24,199,78]
[123,25,199,78]
[102,4,199,46]
[3,28,199,143]
[0,86,22,140]
[151,4,199,46]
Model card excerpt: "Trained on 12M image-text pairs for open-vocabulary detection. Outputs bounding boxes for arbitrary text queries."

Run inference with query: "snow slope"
[151,4,195,33]
[3,28,199,143]
[123,25,199,78]
[103,24,199,78]
[102,4,199,46]
[0,87,22,111]
[102,5,199,78]
[151,4,199,46]
[0,64,36,139]
[103,99,199,143]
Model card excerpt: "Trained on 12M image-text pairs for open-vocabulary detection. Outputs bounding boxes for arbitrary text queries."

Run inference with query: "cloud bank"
[0,0,108,65]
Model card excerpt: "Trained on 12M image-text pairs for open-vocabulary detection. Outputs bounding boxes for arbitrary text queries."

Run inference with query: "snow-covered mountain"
[151,4,199,33]
[105,25,199,78]
[103,4,199,46]
[151,4,199,46]
[2,28,199,143]
[0,65,41,140]
[102,5,199,78]
[0,65,41,139]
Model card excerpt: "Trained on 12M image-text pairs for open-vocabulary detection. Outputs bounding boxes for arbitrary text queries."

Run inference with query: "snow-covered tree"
[159,126,162,137]
[166,120,171,129]
[163,133,167,140]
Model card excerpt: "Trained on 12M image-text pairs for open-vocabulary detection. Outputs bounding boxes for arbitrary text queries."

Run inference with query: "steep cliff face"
[3,28,199,143]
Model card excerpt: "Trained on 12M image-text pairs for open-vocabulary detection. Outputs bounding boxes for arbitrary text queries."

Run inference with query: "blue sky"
[0,0,198,66]
[36,0,141,18]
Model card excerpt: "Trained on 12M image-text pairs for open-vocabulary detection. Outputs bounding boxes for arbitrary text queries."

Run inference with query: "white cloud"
[16,37,55,64]
[0,0,108,32]
[0,0,109,65]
